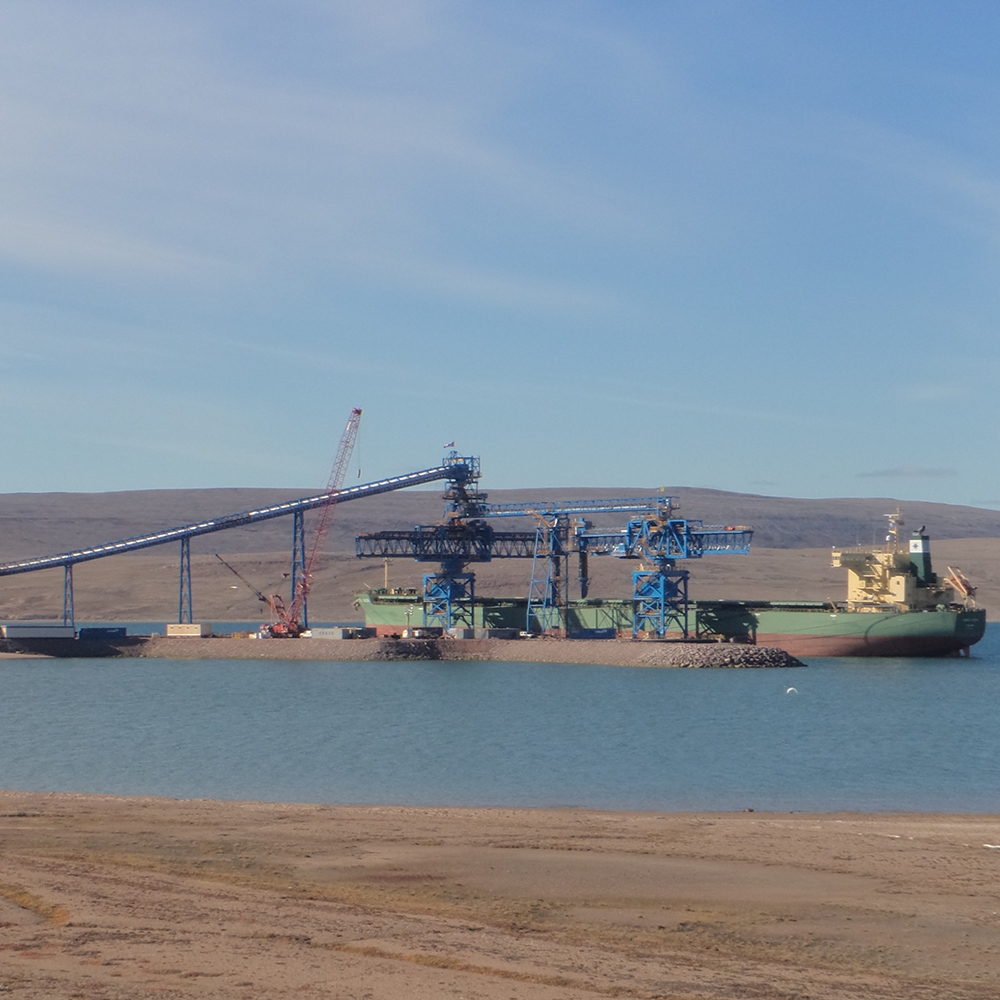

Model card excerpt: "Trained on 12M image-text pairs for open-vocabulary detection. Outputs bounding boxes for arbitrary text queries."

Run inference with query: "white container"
[165,623,212,637]
[305,627,355,639]
[1,624,76,639]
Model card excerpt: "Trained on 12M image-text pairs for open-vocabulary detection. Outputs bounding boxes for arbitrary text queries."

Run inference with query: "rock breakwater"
[2,635,804,667]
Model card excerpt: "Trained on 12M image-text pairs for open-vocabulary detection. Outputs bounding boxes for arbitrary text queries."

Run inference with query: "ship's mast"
[884,508,904,550]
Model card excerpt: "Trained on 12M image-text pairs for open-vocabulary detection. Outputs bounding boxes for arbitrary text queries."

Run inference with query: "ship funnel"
[909,531,935,586]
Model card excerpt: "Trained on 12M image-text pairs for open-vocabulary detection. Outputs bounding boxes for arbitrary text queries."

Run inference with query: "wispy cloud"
[0,212,230,278]
[829,116,1000,248]
[0,0,661,306]
[338,248,621,316]
[856,466,957,479]
[901,382,963,403]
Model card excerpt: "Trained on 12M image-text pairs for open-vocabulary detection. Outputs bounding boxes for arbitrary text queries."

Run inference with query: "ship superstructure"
[696,511,985,656]
[832,510,974,612]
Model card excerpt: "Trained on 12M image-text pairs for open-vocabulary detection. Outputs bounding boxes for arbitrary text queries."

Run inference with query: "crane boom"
[214,553,268,603]
[287,407,362,624]
[213,553,297,631]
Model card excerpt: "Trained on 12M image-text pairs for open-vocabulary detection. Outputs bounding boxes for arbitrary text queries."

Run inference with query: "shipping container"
[473,628,520,640]
[567,628,617,640]
[1,625,76,639]
[305,627,355,639]
[78,627,127,640]
[165,623,212,637]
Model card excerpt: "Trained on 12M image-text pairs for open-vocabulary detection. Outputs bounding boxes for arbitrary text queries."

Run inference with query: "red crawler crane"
[283,406,363,631]
[217,408,362,637]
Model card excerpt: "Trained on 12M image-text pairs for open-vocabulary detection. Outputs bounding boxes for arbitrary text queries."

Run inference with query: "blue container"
[78,627,128,640]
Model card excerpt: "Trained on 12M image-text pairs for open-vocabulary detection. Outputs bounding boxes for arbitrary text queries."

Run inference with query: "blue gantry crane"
[355,455,536,627]
[355,454,752,636]
[472,497,668,631]
[356,453,674,628]
[574,501,753,637]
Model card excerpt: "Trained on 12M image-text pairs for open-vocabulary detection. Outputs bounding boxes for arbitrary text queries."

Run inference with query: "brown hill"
[2,485,1000,557]
[1,486,997,623]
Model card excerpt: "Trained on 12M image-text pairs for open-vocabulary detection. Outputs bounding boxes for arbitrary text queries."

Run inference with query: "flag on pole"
[444,441,455,448]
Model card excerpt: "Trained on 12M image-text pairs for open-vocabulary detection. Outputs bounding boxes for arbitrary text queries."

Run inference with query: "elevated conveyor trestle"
[63,565,74,628]
[0,464,470,578]
[179,538,193,624]
[0,462,474,625]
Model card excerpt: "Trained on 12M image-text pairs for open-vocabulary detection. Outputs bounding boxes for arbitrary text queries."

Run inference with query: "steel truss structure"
[632,568,690,637]
[526,522,570,632]
[290,510,307,628]
[578,518,753,637]
[355,458,685,630]
[0,461,475,624]
[355,524,537,562]
[477,497,671,632]
[4,440,753,636]
[422,570,476,628]
[357,473,752,634]
[355,470,541,626]
[179,537,193,624]
[63,565,74,627]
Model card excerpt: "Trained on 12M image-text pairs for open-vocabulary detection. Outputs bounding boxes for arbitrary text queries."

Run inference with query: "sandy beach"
[2,793,999,998]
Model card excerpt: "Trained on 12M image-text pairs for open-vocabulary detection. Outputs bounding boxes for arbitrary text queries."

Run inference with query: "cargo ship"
[355,514,986,657]
[707,515,986,657]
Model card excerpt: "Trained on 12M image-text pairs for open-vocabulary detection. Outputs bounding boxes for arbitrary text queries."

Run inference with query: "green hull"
[694,601,986,657]
[356,591,530,630]
[356,591,986,657]
[356,591,632,632]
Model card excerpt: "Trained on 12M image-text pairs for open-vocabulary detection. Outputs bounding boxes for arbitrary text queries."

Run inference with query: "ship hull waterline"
[754,632,974,658]
[741,606,986,658]
[356,593,987,658]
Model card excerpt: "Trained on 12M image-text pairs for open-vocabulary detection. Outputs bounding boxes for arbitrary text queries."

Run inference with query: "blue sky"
[3,1,999,505]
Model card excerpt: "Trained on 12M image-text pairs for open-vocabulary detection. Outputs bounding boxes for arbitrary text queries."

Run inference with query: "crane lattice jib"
[475,497,675,518]
[577,521,752,559]
[693,528,754,553]
[0,462,472,578]
[288,407,362,622]
[355,525,537,562]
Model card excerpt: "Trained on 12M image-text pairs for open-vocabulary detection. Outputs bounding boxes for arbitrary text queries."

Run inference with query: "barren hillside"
[1,486,997,622]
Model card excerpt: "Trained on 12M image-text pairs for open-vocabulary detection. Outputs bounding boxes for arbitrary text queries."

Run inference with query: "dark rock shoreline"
[0,635,804,667]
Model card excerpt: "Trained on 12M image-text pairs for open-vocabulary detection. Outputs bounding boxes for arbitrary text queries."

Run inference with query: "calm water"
[1,626,998,812]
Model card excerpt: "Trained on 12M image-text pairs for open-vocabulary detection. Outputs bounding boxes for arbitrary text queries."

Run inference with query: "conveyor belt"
[0,463,463,577]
